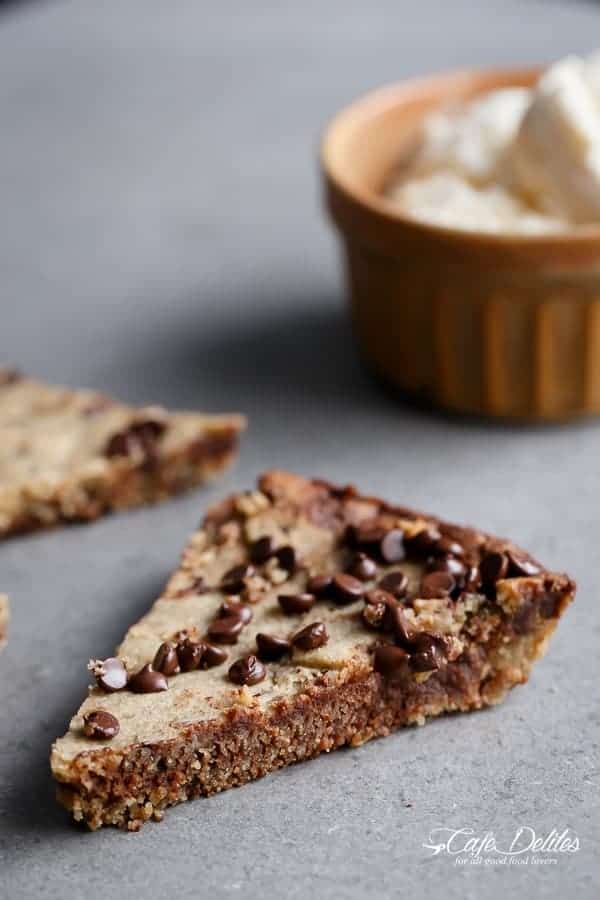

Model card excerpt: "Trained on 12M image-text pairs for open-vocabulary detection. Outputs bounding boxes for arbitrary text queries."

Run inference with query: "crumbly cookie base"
[55,619,555,831]
[2,433,239,539]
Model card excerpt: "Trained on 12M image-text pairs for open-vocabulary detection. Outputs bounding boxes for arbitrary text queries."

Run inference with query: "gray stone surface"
[0,0,599,896]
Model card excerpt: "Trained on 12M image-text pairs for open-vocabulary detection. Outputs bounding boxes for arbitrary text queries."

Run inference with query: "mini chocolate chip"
[380,529,405,563]
[409,633,446,672]
[480,551,509,588]
[278,593,316,615]
[348,521,387,549]
[386,603,416,647]
[442,525,479,552]
[307,574,333,596]
[83,710,120,740]
[332,573,364,605]
[219,600,253,624]
[129,664,168,693]
[104,419,166,460]
[428,555,467,580]
[292,622,329,651]
[249,535,276,564]
[419,571,455,599]
[88,657,128,693]
[506,550,542,578]
[373,645,410,678]
[348,552,378,581]
[378,570,409,598]
[200,644,228,668]
[152,642,180,676]
[256,633,291,661]
[177,639,205,672]
[207,615,244,644]
[275,545,297,573]
[434,537,465,558]
[220,563,254,594]
[405,526,441,557]
[228,654,266,686]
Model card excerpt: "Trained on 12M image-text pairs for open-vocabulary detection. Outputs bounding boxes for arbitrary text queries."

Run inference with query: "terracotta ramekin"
[322,67,600,421]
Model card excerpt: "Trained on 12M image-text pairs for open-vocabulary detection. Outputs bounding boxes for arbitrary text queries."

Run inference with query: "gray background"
[0,0,599,897]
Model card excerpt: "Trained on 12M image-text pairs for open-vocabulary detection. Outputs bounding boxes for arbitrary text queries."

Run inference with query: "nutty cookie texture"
[50,471,575,831]
[0,368,245,537]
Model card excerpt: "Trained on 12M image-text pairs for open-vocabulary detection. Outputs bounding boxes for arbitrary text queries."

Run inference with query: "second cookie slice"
[0,369,245,537]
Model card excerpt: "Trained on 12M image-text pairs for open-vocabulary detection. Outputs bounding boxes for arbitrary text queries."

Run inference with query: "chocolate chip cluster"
[83,518,543,739]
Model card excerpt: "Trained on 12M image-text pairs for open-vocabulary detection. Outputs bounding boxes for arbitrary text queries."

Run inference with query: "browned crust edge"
[54,589,573,831]
[1,427,242,540]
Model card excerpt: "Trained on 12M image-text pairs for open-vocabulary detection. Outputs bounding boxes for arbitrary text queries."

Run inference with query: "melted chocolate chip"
[249,535,276,564]
[104,419,166,461]
[332,573,364,605]
[307,574,333,596]
[419,571,455,599]
[128,664,168,693]
[200,644,228,668]
[220,563,255,594]
[152,642,180,676]
[278,593,316,615]
[405,526,441,557]
[256,633,291,661]
[373,645,410,678]
[275,545,298,573]
[348,552,378,581]
[292,622,329,651]
[387,603,416,647]
[480,551,509,588]
[409,633,447,672]
[378,570,409,598]
[219,600,253,624]
[88,657,128,693]
[207,615,244,644]
[228,654,266,686]
[380,529,405,563]
[83,710,120,740]
[177,639,205,672]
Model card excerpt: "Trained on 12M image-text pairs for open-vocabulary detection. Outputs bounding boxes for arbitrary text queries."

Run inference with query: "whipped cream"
[387,53,600,233]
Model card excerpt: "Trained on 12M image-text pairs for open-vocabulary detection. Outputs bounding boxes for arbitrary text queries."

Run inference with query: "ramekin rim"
[320,66,600,249]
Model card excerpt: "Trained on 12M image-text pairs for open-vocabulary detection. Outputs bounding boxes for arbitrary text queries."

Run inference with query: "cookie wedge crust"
[51,470,575,830]
[0,369,245,537]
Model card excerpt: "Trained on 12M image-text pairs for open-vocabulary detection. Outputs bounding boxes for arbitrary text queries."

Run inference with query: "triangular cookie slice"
[51,471,575,830]
[0,369,244,537]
